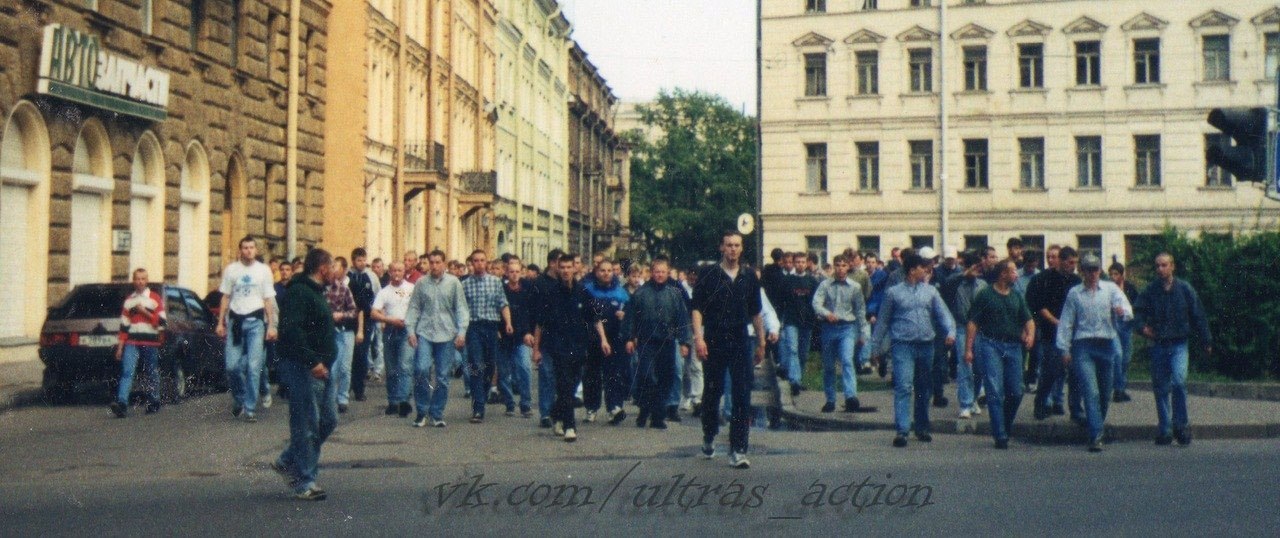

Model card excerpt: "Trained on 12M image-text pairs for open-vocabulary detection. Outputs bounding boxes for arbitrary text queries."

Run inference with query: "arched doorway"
[70,118,114,287]
[0,101,51,338]
[221,155,247,264]
[130,131,165,279]
[179,142,211,294]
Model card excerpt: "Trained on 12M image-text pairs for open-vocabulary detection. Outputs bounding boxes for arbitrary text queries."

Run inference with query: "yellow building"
[493,0,571,262]
[325,0,497,262]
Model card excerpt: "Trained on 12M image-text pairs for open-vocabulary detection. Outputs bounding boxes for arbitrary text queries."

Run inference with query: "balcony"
[458,170,497,212]
[403,140,446,200]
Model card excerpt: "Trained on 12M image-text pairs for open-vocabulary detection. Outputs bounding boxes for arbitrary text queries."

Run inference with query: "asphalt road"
[1,388,1277,535]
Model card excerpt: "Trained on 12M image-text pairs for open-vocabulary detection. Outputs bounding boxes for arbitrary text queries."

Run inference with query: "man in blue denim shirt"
[1133,252,1211,447]
[870,252,956,448]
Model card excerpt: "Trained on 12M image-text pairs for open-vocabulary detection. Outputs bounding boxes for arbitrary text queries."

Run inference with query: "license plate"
[79,334,117,348]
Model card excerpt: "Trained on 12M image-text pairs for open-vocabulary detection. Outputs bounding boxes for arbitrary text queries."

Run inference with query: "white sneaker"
[679,399,693,412]
[261,394,273,409]
[584,411,596,423]
[971,404,983,416]
[959,408,972,419]
[563,428,577,442]
[728,452,750,469]
[553,421,565,436]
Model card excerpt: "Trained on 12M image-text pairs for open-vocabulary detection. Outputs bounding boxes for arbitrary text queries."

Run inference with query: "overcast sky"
[559,0,757,112]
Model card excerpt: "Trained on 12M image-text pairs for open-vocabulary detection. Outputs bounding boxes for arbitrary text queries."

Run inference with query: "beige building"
[492,0,571,263]
[568,43,631,258]
[0,0,326,357]
[762,0,1280,265]
[325,0,497,262]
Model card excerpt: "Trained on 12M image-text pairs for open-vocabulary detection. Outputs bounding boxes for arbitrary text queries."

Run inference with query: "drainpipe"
[938,0,950,253]
[286,0,300,260]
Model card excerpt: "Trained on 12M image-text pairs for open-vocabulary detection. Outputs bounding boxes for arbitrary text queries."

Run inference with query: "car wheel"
[41,368,72,405]
[163,358,189,404]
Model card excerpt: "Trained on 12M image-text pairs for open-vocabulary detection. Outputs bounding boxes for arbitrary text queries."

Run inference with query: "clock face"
[737,213,754,235]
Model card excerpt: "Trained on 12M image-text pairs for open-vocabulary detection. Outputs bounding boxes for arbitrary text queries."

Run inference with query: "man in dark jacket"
[622,256,692,429]
[272,248,337,501]
[1025,246,1081,420]
[499,257,536,418]
[530,248,565,428]
[535,253,609,442]
[1134,252,1211,446]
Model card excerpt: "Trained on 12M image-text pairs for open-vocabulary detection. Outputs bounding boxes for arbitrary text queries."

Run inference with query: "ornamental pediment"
[792,32,834,48]
[1062,16,1107,35]
[1121,12,1169,32]
[1252,7,1280,26]
[896,25,939,43]
[1189,9,1239,29]
[843,29,886,45]
[1006,19,1052,38]
[950,23,995,41]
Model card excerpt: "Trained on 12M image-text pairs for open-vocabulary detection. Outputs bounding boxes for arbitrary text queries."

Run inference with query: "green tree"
[626,89,757,268]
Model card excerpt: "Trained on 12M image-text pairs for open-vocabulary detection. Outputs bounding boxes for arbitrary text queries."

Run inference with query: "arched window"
[222,155,247,264]
[70,119,114,287]
[130,132,166,280]
[179,142,211,294]
[0,101,51,338]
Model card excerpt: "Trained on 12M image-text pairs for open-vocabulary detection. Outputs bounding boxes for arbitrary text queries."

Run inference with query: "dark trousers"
[701,331,753,454]
[549,350,585,429]
[465,321,500,416]
[931,335,950,399]
[351,323,372,399]
[582,341,605,412]
[635,338,676,419]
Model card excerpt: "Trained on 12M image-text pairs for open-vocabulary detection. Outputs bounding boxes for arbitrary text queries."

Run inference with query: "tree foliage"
[626,89,757,268]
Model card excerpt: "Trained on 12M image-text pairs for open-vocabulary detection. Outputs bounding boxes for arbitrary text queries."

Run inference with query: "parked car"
[38,283,226,403]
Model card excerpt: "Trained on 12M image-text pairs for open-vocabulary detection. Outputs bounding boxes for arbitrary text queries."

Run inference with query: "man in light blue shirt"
[870,252,956,448]
[405,250,470,427]
[1057,253,1132,452]
[812,254,870,413]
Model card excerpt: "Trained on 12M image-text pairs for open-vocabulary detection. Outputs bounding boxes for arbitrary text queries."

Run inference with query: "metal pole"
[285,0,301,260]
[938,0,950,252]
[755,0,763,266]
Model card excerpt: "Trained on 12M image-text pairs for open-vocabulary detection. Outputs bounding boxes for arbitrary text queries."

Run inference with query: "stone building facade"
[567,42,629,258]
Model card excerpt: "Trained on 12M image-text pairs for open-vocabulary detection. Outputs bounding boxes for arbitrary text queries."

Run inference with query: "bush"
[1130,226,1280,380]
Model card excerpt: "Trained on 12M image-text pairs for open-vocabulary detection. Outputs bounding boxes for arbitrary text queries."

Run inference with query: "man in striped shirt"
[461,250,512,423]
[111,268,166,418]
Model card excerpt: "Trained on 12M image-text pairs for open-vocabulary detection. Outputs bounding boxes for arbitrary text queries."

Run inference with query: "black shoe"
[385,404,398,416]
[1033,404,1049,421]
[790,384,802,397]
[1051,404,1065,416]
[994,438,1009,450]
[573,397,584,408]
[521,407,532,418]
[650,419,667,430]
[915,432,933,443]
[1174,428,1192,446]
[821,401,835,413]
[1088,437,1104,453]
[775,368,788,380]
[636,412,648,428]
[977,394,987,408]
[353,393,366,402]
[858,366,873,375]
[1114,391,1132,403]
[398,401,411,418]
[338,404,349,414]
[145,402,161,415]
[892,434,908,448]
[609,409,627,425]
[470,413,483,424]
[877,360,887,379]
[932,396,948,408]
[666,406,682,423]
[1154,434,1174,445]
[110,401,127,418]
[843,397,860,413]
[539,417,552,428]
[1070,415,1086,427]
[690,402,702,418]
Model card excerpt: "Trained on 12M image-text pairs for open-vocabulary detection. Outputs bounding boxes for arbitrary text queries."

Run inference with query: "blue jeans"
[276,357,337,494]
[668,344,684,407]
[701,332,753,454]
[537,350,556,419]
[603,346,631,412]
[977,336,1024,442]
[498,343,533,412]
[779,324,811,385]
[1070,339,1114,441]
[369,322,385,375]
[383,327,411,406]
[225,317,265,414]
[1036,337,1064,409]
[117,344,160,405]
[954,332,977,408]
[262,341,275,396]
[1150,341,1190,436]
[465,322,500,416]
[414,338,456,420]
[331,330,355,405]
[891,341,934,436]
[1112,323,1134,392]
[820,322,858,403]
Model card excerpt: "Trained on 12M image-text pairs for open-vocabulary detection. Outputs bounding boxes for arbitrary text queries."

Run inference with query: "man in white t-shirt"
[216,236,278,422]
[371,261,417,418]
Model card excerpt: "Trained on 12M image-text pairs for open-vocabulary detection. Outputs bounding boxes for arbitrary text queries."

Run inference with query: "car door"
[163,288,193,375]
[181,289,223,377]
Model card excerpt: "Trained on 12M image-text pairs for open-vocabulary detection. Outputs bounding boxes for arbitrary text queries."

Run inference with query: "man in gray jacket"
[622,256,692,429]
[405,250,470,428]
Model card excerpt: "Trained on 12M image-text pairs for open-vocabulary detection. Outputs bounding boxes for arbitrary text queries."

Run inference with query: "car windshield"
[48,286,150,320]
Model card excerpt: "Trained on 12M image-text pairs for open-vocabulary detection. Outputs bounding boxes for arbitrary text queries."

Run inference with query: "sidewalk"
[0,359,46,413]
[780,373,1280,444]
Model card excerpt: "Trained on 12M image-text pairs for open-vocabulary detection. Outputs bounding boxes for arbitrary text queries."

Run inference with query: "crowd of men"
[108,233,1210,501]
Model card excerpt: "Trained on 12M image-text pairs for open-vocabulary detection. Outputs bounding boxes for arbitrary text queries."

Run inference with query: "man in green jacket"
[272,248,337,501]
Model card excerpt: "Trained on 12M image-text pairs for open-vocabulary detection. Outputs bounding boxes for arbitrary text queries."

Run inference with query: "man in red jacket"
[111,268,167,418]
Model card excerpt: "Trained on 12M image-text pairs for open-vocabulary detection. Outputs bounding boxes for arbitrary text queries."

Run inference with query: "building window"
[1203,35,1231,82]
[856,142,879,191]
[1205,134,1232,187]
[910,235,934,250]
[806,236,829,267]
[1134,38,1160,84]
[1134,135,1161,187]
[857,235,880,256]
[1266,33,1280,80]
[963,46,987,91]
[910,0,932,6]
[1076,136,1102,188]
[964,235,988,253]
[804,53,827,96]
[1075,41,1100,86]
[806,0,826,13]
[909,48,932,92]
[1019,137,1045,189]
[856,51,879,95]
[1018,44,1044,88]
[909,140,933,190]
[861,0,877,10]
[963,139,989,189]
[805,143,828,192]
[1077,234,1102,261]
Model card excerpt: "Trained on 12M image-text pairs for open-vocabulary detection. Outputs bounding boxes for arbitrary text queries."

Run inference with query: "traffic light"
[1206,107,1269,181]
